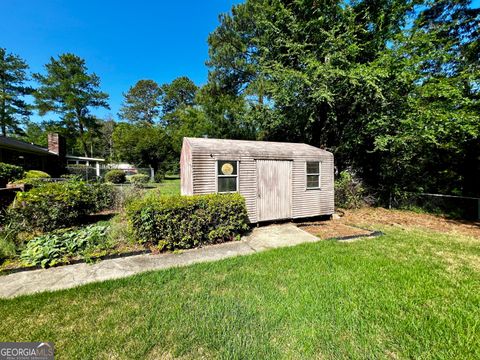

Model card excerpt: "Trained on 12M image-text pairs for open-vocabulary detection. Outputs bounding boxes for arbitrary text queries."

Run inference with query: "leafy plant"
[24,170,50,179]
[8,180,114,231]
[105,170,126,184]
[154,171,165,183]
[335,171,367,209]
[20,223,110,268]
[126,193,249,250]
[11,169,52,186]
[0,220,21,261]
[0,162,24,187]
[129,174,149,187]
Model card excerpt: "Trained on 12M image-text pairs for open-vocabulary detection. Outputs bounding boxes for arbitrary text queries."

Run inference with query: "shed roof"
[184,137,332,157]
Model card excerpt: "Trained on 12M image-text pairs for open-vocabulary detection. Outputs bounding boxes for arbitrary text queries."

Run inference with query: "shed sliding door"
[256,160,292,221]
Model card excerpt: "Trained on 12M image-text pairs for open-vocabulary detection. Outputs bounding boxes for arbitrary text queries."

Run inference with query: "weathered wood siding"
[257,160,292,221]
[181,138,334,223]
[291,154,334,219]
[180,139,193,195]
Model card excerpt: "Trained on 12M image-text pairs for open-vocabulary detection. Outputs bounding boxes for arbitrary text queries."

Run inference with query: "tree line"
[1,0,479,196]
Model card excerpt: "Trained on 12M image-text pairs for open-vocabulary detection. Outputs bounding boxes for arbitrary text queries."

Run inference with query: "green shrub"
[105,170,126,184]
[0,162,24,187]
[25,170,50,179]
[9,180,114,232]
[20,223,110,268]
[126,193,249,250]
[154,171,165,183]
[334,170,366,209]
[11,169,52,186]
[129,174,149,186]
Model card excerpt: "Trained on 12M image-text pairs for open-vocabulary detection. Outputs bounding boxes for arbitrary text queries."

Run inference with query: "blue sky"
[1,0,479,123]
[0,0,242,122]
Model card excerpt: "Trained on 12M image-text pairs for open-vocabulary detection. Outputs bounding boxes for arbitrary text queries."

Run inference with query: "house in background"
[180,137,334,223]
[0,133,105,177]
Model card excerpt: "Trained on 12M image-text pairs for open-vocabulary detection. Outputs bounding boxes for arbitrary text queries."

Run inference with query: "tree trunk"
[311,102,329,148]
[78,119,89,157]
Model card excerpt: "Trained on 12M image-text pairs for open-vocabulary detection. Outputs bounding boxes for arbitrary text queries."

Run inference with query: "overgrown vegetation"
[1,178,183,270]
[334,171,368,209]
[0,162,24,187]
[8,180,113,232]
[20,223,110,268]
[127,193,249,250]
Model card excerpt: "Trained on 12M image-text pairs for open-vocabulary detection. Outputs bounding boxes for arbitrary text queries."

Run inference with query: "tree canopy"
[0,48,32,136]
[2,0,479,197]
[206,0,480,196]
[118,79,162,125]
[33,53,109,157]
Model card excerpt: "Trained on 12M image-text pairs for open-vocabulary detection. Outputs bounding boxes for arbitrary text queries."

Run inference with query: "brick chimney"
[47,133,66,157]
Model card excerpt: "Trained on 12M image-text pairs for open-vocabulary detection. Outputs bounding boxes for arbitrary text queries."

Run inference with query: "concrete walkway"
[0,223,319,299]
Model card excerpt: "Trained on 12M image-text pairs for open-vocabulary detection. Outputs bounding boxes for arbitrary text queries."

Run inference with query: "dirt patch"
[298,222,372,240]
[339,207,480,239]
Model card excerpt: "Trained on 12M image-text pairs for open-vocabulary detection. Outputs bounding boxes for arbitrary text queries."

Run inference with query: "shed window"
[217,160,238,193]
[306,161,320,189]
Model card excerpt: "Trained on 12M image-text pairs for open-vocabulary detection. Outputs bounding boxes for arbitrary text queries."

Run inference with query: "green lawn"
[1,226,478,359]
[157,177,180,196]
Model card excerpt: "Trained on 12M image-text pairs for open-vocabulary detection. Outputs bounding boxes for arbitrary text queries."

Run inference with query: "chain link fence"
[388,191,480,220]
[65,165,155,182]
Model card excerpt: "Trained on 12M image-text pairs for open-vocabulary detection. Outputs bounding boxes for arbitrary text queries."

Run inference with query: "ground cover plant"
[20,223,110,268]
[0,216,478,359]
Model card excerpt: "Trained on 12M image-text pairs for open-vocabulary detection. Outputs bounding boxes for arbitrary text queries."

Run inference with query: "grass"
[1,226,479,359]
[157,177,180,196]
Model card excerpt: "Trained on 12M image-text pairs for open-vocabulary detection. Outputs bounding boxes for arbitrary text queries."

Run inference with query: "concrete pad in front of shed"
[245,223,320,251]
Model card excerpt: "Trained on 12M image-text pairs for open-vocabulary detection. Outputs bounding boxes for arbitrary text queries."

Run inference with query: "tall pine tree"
[33,53,109,157]
[0,48,32,136]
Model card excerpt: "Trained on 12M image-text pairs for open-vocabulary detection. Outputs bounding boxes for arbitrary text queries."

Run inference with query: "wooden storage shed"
[180,137,334,223]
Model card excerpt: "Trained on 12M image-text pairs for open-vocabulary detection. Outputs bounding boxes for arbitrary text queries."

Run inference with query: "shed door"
[256,160,292,221]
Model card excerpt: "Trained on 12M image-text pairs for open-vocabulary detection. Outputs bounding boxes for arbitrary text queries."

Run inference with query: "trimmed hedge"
[0,162,24,187]
[105,170,126,184]
[126,193,249,250]
[25,170,50,179]
[9,180,114,231]
[129,174,149,186]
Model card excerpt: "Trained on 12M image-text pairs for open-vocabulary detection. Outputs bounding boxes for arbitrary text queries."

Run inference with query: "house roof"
[0,137,105,162]
[184,137,332,157]
[0,136,56,156]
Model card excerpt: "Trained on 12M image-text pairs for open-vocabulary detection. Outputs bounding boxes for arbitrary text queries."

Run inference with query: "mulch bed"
[298,207,480,240]
[298,221,374,240]
[340,207,480,238]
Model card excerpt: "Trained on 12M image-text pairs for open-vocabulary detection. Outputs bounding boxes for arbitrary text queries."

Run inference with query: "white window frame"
[305,161,321,190]
[216,160,239,193]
